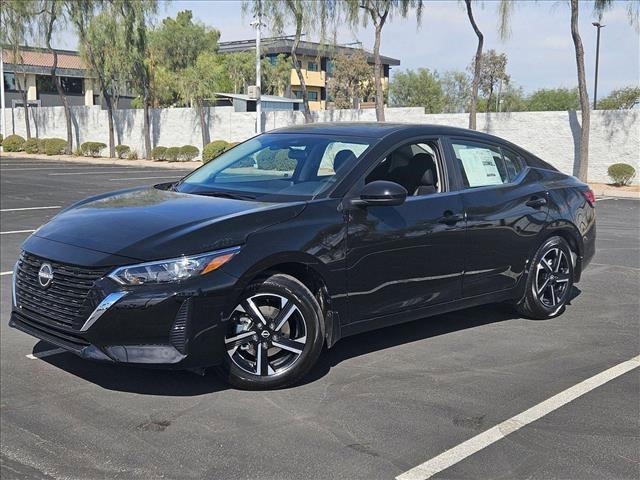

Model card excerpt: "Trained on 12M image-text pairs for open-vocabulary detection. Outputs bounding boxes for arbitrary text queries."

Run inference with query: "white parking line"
[1,166,145,171]
[396,355,640,480]
[109,176,181,181]
[48,170,155,176]
[0,229,36,235]
[0,205,61,212]
[0,271,12,276]
[26,348,67,360]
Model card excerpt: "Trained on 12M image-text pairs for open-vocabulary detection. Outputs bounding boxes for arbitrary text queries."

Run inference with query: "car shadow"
[36,343,229,396]
[35,287,582,395]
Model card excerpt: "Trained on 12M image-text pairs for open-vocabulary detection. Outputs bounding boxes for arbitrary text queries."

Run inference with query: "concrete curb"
[590,184,640,199]
[0,152,202,170]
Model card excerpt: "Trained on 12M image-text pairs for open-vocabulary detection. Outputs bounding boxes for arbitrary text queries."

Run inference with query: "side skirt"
[339,289,517,340]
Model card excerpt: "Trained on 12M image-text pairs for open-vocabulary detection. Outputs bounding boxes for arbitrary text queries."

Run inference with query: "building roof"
[2,46,87,76]
[218,37,401,66]
[215,92,303,103]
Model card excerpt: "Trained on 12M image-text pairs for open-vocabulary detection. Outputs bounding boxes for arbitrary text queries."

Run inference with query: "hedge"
[151,146,167,161]
[43,138,67,156]
[608,163,636,186]
[2,134,26,152]
[179,145,199,161]
[256,148,297,171]
[23,138,39,154]
[224,141,240,152]
[202,140,228,163]
[127,150,139,160]
[115,144,131,159]
[165,146,180,162]
[81,141,107,157]
[37,138,48,153]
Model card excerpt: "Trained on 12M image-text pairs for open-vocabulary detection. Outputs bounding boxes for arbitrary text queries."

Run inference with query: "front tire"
[516,236,574,319]
[220,274,324,390]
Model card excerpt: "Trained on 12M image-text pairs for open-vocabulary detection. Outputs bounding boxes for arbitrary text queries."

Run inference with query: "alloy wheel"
[535,248,570,309]
[224,293,307,377]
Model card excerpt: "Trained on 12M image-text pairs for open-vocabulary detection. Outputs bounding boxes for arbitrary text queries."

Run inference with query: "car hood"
[26,187,305,263]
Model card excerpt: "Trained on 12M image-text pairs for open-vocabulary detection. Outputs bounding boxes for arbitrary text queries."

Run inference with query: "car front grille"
[14,252,110,330]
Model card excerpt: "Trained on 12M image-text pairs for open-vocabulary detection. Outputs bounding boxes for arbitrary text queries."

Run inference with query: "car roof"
[269,122,513,143]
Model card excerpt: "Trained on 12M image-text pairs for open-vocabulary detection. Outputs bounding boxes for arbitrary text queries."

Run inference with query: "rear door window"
[452,140,506,188]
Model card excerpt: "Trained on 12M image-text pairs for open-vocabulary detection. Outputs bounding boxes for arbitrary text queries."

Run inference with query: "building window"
[293,90,318,101]
[3,72,19,92]
[268,55,277,65]
[325,59,334,77]
[61,77,83,94]
[307,61,318,72]
[36,75,83,95]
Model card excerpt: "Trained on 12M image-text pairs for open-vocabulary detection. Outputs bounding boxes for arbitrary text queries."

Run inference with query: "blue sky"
[55,0,640,96]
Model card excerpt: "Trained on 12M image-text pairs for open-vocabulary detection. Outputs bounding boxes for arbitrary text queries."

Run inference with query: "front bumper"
[10,264,242,369]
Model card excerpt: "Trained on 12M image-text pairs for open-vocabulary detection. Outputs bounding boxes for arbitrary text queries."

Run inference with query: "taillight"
[582,189,596,206]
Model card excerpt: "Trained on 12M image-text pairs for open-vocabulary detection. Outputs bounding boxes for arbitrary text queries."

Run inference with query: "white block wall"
[3,105,638,184]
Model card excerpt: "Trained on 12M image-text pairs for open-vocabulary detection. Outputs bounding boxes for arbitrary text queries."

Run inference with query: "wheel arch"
[536,221,584,281]
[229,252,341,348]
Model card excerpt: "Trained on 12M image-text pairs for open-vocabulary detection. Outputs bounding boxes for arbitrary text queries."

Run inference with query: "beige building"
[2,46,134,109]
[218,38,400,111]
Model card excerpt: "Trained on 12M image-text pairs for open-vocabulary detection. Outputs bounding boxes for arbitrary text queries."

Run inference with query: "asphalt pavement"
[1,157,638,479]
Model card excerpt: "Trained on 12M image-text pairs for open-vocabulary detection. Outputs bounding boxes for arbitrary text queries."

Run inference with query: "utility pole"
[592,22,605,110]
[1,47,6,148]
[251,1,265,134]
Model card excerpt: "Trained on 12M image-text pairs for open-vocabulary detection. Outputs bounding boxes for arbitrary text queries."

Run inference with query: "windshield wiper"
[191,190,257,201]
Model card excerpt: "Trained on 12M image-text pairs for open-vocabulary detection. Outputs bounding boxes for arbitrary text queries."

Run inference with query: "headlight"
[108,246,240,285]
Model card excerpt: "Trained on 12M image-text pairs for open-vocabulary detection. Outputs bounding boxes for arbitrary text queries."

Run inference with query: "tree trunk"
[290,10,312,123]
[16,73,31,139]
[570,0,590,182]
[197,98,210,149]
[142,80,151,159]
[102,90,116,158]
[466,0,483,130]
[373,24,385,121]
[49,50,73,154]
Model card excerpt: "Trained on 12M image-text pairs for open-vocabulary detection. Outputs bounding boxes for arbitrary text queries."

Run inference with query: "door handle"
[526,197,547,208]
[438,212,464,225]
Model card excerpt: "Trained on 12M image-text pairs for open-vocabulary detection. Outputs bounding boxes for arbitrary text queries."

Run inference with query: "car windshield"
[175,134,372,201]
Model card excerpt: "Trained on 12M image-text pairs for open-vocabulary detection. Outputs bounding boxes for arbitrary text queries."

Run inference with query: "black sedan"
[10,123,596,389]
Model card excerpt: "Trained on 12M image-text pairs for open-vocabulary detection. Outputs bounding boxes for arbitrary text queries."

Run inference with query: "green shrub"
[256,148,297,171]
[2,134,26,152]
[224,141,240,152]
[202,140,229,163]
[43,138,67,156]
[73,147,83,157]
[127,150,139,160]
[0,134,3,144]
[23,138,39,154]
[37,138,48,153]
[179,145,199,161]
[608,163,636,186]
[115,144,131,159]
[151,146,167,161]
[81,141,107,157]
[165,146,180,162]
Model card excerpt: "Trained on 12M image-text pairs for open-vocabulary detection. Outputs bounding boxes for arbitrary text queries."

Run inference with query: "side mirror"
[351,180,407,207]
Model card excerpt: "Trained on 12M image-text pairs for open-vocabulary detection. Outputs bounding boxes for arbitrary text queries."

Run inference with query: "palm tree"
[464,0,483,130]
[343,0,423,122]
[498,0,639,182]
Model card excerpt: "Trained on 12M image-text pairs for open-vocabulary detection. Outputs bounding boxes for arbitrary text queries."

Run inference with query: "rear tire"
[516,236,574,319]
[219,274,324,390]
